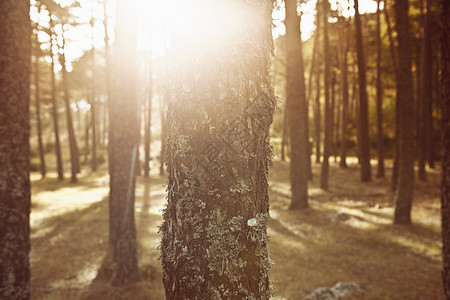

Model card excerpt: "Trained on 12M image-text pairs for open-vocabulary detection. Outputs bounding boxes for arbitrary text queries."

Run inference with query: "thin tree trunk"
[419,0,432,181]
[109,0,141,285]
[440,0,450,293]
[281,104,287,161]
[61,29,80,182]
[85,109,90,164]
[285,0,308,209]
[393,0,415,225]
[144,51,153,177]
[91,18,97,172]
[320,0,331,190]
[314,23,322,165]
[330,72,336,162]
[34,34,46,178]
[376,0,385,178]
[339,16,349,168]
[50,21,64,181]
[354,0,371,181]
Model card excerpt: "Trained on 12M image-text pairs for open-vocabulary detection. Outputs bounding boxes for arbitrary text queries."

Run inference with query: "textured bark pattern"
[354,0,372,182]
[441,0,450,294]
[285,0,308,209]
[393,0,415,224]
[320,0,331,190]
[0,1,31,298]
[109,0,141,285]
[160,1,275,298]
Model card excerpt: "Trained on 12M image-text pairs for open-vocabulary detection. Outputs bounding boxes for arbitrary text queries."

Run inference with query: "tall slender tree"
[354,0,371,182]
[440,0,450,293]
[285,0,308,209]
[376,0,385,178]
[314,5,322,165]
[91,16,98,172]
[0,0,31,297]
[419,0,433,181]
[160,0,275,298]
[393,0,415,224]
[33,25,47,178]
[320,0,331,190]
[338,15,349,168]
[49,19,64,181]
[109,0,141,285]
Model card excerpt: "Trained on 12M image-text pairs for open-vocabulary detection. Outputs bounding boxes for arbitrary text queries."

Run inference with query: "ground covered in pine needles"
[29,159,444,299]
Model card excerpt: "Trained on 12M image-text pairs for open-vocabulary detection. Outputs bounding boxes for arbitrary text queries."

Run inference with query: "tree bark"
[376,0,385,178]
[285,0,308,209]
[393,0,415,225]
[354,0,372,182]
[320,0,331,190]
[440,0,450,293]
[0,1,31,298]
[160,1,274,298]
[109,0,141,285]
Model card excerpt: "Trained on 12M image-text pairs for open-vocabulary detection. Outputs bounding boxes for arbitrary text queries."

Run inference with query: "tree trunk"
[376,0,385,178]
[307,12,320,175]
[91,19,97,172]
[144,52,153,178]
[419,0,432,181]
[338,16,349,169]
[440,0,450,293]
[61,30,80,182]
[281,104,287,162]
[314,17,322,165]
[33,34,47,178]
[393,0,415,225]
[320,0,331,190]
[160,1,274,298]
[109,0,141,285]
[354,0,372,182]
[285,0,308,209]
[50,21,64,181]
[330,72,336,162]
[0,1,31,298]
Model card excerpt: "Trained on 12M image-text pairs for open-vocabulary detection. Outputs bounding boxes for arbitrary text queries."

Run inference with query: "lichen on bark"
[160,1,275,299]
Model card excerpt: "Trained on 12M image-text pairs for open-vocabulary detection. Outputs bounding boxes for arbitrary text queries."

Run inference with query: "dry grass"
[30,159,444,299]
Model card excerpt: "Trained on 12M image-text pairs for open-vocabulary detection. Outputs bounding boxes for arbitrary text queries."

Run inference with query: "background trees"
[0,0,31,298]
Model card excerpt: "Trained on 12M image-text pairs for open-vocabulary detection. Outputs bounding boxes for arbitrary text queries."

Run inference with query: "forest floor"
[29,159,444,299]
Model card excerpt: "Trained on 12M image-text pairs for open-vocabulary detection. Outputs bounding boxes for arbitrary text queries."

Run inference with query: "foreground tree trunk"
[160,1,275,298]
[0,1,31,298]
[109,0,141,285]
[393,0,415,224]
[354,0,372,182]
[320,0,331,190]
[441,0,450,295]
[286,0,308,209]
